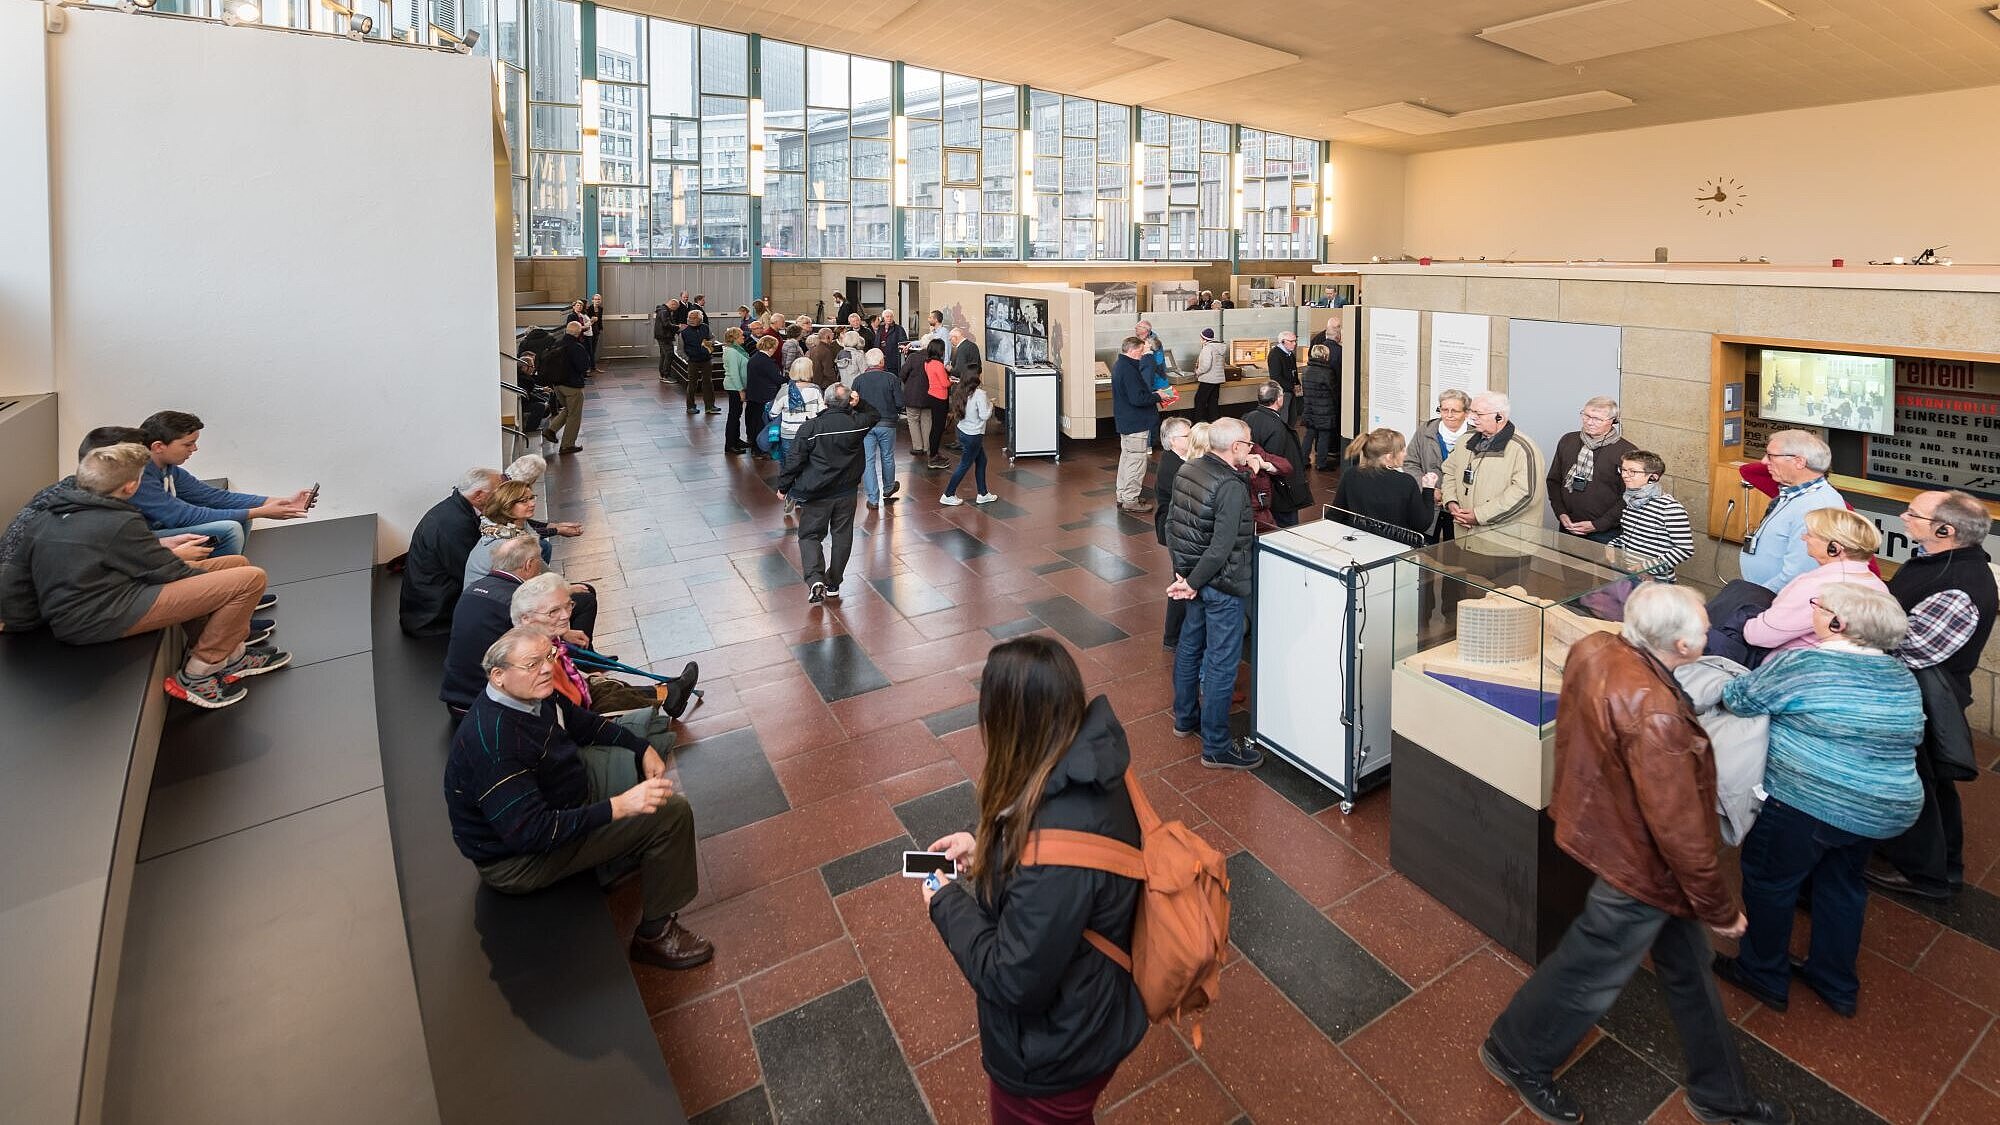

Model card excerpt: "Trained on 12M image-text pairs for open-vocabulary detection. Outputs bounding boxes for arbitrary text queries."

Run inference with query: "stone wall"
[1360,271,2000,733]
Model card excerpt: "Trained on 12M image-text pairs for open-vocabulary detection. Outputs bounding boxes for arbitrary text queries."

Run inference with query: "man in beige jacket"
[1442,391,1545,533]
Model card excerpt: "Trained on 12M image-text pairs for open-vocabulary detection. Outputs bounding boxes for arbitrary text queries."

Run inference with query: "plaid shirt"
[1894,589,1979,669]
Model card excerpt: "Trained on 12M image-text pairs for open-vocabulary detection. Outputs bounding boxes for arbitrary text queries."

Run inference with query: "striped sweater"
[1609,493,1695,579]
[443,686,647,864]
[1720,646,1924,839]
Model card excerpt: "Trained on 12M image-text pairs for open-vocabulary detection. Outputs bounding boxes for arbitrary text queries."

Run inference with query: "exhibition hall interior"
[12,1,2000,1123]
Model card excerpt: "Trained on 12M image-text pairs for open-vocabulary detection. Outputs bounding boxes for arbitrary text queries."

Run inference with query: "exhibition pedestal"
[1389,734,1591,964]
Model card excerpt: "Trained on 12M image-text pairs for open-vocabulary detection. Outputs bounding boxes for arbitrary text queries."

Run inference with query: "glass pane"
[809,113,849,200]
[945,149,980,185]
[1201,119,1230,153]
[650,164,700,256]
[491,0,523,64]
[649,20,695,118]
[852,180,891,258]
[1096,198,1129,258]
[982,129,1014,214]
[983,82,1018,128]
[807,49,849,108]
[530,151,581,255]
[903,208,942,258]
[701,193,747,256]
[981,213,1017,259]
[1098,164,1127,194]
[1140,109,1168,146]
[513,177,528,256]
[598,186,646,255]
[1034,155,1060,195]
[598,88,645,185]
[529,0,579,104]
[1029,194,1060,259]
[851,137,891,180]
[943,74,981,147]
[1244,178,1264,214]
[653,117,699,162]
[595,9,643,82]
[763,172,805,257]
[1062,219,1093,259]
[808,203,848,258]
[1032,96,1062,157]
[1295,139,1319,176]
[941,187,979,257]
[904,67,941,119]
[763,41,805,130]
[503,67,526,175]
[769,129,805,173]
[1139,223,1163,260]
[532,104,579,151]
[1265,133,1292,162]
[1169,115,1197,170]
[1062,138,1094,218]
[1063,97,1095,138]
[1097,103,1128,153]
[700,96,748,190]
[699,28,748,96]
[1200,152,1227,229]
[908,121,942,206]
[852,58,892,136]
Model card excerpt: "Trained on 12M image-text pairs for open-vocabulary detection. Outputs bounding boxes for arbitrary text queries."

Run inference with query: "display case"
[1386,524,1657,962]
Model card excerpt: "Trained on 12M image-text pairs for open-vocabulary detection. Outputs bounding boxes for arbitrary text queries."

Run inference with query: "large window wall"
[488,2,1320,262]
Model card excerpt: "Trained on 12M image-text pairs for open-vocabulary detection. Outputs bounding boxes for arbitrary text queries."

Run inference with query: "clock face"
[1695,177,1746,217]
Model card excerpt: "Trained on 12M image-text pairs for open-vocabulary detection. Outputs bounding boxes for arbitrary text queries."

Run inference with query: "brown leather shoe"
[630,916,714,970]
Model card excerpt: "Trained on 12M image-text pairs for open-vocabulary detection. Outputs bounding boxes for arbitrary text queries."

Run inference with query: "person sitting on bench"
[2,426,219,577]
[445,627,714,971]
[400,466,501,636]
[0,443,291,710]
[507,572,699,743]
[132,409,313,559]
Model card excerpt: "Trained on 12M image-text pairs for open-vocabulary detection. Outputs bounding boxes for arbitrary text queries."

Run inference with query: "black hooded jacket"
[928,696,1149,1097]
[0,482,197,641]
[399,490,481,636]
[776,399,880,504]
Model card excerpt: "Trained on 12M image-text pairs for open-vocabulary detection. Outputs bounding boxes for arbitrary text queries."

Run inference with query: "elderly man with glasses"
[1739,430,1848,592]
[444,626,713,971]
[1547,396,1637,543]
[1441,392,1545,534]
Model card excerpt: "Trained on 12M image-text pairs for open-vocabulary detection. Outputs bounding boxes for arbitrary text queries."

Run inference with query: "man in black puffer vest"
[1871,489,1999,901]
[1165,416,1264,770]
[777,384,879,605]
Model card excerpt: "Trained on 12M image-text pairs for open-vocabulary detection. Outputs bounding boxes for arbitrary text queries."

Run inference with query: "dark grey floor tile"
[1555,1038,1677,1125]
[968,496,1030,519]
[637,605,715,662]
[821,835,917,898]
[1601,970,1885,1124]
[692,1088,774,1125]
[985,617,1044,640]
[870,573,955,618]
[701,500,753,526]
[264,568,373,669]
[1225,851,1408,1041]
[674,727,791,838]
[792,635,892,703]
[1252,751,1342,816]
[672,461,719,482]
[893,782,977,852]
[926,527,997,560]
[997,467,1053,488]
[1082,485,1115,497]
[1903,883,2000,952]
[752,980,931,1125]
[1057,543,1148,583]
[922,701,981,736]
[736,553,800,590]
[1030,560,1077,575]
[1026,594,1130,649]
[1058,507,1152,536]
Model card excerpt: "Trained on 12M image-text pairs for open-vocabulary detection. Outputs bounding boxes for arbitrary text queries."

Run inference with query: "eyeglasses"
[1764,452,1805,462]
[500,653,555,672]
[528,603,573,619]
[1579,412,1615,423]
[1617,467,1653,477]
[1902,509,1938,524]
[1230,439,1253,450]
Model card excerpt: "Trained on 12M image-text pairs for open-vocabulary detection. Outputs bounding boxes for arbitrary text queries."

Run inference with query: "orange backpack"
[1020,768,1231,1046]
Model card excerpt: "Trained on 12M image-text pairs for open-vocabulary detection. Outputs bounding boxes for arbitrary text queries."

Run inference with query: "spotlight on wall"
[430,24,478,52]
[321,0,371,37]
[221,1,260,25]
[118,0,159,13]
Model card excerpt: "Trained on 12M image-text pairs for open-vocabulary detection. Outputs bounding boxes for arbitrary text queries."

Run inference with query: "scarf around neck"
[1623,481,1664,509]
[1568,424,1623,488]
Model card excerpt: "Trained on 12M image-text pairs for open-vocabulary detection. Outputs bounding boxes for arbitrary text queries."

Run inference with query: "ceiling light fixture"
[747,97,766,198]
[891,115,910,208]
[221,1,260,25]
[1018,128,1034,221]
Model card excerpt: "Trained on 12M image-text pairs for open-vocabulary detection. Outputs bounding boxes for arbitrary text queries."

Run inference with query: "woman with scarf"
[1547,395,1636,544]
[508,571,700,742]
[1405,389,1473,543]
[1607,451,1696,580]
[462,479,580,588]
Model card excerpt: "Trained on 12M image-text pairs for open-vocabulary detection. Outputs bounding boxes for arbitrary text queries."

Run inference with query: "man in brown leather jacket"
[1480,584,1790,1125]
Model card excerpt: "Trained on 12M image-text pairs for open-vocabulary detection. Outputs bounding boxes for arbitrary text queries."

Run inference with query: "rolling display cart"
[1006,365,1060,462]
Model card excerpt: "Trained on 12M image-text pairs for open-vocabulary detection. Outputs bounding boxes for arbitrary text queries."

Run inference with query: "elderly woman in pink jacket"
[1742,508,1889,655]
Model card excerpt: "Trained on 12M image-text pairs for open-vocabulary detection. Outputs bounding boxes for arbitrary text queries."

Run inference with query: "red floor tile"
[1327,873,1487,988]
[1314,793,1393,867]
[1185,772,1384,908]
[1136,770,1202,828]
[737,938,867,1025]
[938,725,988,779]
[632,869,846,1015]
[831,670,981,736]
[652,990,760,1116]
[1121,711,1205,777]
[1742,949,1988,1124]
[1915,928,2000,1015]
[1100,1059,1242,1125]
[870,629,1008,684]
[1195,961,1405,1124]
[875,759,971,806]
[745,673,847,760]
[1344,950,1530,1125]
[854,921,981,1066]
[1097,664,1180,725]
[914,1037,990,1125]
[772,719,951,806]
[1928,1076,2000,1124]
[699,788,906,903]
[1961,1024,2000,1093]
[1098,1022,1193,1108]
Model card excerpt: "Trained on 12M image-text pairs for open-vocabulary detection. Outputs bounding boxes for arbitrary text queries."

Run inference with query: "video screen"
[1757,348,1894,436]
[983,295,1052,371]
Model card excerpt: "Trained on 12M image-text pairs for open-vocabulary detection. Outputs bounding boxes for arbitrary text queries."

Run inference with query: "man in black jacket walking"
[539,321,592,454]
[1165,417,1264,770]
[777,384,879,604]
[1246,381,1313,527]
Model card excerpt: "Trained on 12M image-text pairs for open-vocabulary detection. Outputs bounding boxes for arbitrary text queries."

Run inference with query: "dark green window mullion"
[581,1,600,296]
[747,33,764,298]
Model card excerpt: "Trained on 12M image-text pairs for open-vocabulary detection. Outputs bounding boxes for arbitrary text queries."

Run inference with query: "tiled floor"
[552,363,2000,1125]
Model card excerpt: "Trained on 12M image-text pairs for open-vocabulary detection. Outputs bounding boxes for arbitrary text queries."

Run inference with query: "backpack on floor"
[1020,768,1231,1047]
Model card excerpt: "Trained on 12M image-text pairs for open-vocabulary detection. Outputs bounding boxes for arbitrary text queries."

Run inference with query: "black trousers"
[685,357,716,411]
[1193,381,1222,423]
[929,400,950,457]
[1876,745,1965,896]
[1489,879,1753,1112]
[796,494,856,589]
[724,390,747,449]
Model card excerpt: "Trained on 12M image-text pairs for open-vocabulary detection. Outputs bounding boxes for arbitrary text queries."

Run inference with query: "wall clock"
[1694,176,1745,217]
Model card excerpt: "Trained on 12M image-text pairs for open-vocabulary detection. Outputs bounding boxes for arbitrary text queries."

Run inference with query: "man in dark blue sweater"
[444,627,712,970]
[1112,335,1164,514]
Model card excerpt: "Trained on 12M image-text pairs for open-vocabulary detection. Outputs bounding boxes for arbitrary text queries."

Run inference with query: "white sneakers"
[975,493,999,504]
[940,493,999,506]
[939,494,964,506]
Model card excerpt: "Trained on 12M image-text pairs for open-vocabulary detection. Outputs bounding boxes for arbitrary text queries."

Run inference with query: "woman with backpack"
[939,371,997,507]
[744,334,786,462]
[925,636,1150,1125]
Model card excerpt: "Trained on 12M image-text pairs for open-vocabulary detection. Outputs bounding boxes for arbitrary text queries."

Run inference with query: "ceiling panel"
[1478,0,1794,66]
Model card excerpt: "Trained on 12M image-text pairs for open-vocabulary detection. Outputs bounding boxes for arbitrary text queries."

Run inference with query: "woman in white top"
[939,371,997,506]
[1192,327,1227,423]
[771,358,826,516]
[835,330,868,385]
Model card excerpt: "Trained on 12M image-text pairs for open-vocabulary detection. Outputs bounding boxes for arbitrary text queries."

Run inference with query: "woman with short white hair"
[509,572,699,740]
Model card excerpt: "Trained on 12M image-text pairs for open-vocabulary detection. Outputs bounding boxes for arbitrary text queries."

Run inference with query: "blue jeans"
[945,430,987,497]
[863,423,899,504]
[154,517,247,558]
[1172,585,1244,760]
[1737,797,1872,1008]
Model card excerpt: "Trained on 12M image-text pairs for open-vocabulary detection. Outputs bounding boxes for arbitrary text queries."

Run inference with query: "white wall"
[41,10,500,557]
[1403,85,2000,265]
[1,1,55,397]
[1327,142,1407,263]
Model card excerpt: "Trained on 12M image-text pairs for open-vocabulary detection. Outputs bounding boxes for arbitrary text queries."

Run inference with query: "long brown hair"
[946,371,982,432]
[969,636,1087,897]
[481,479,535,523]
